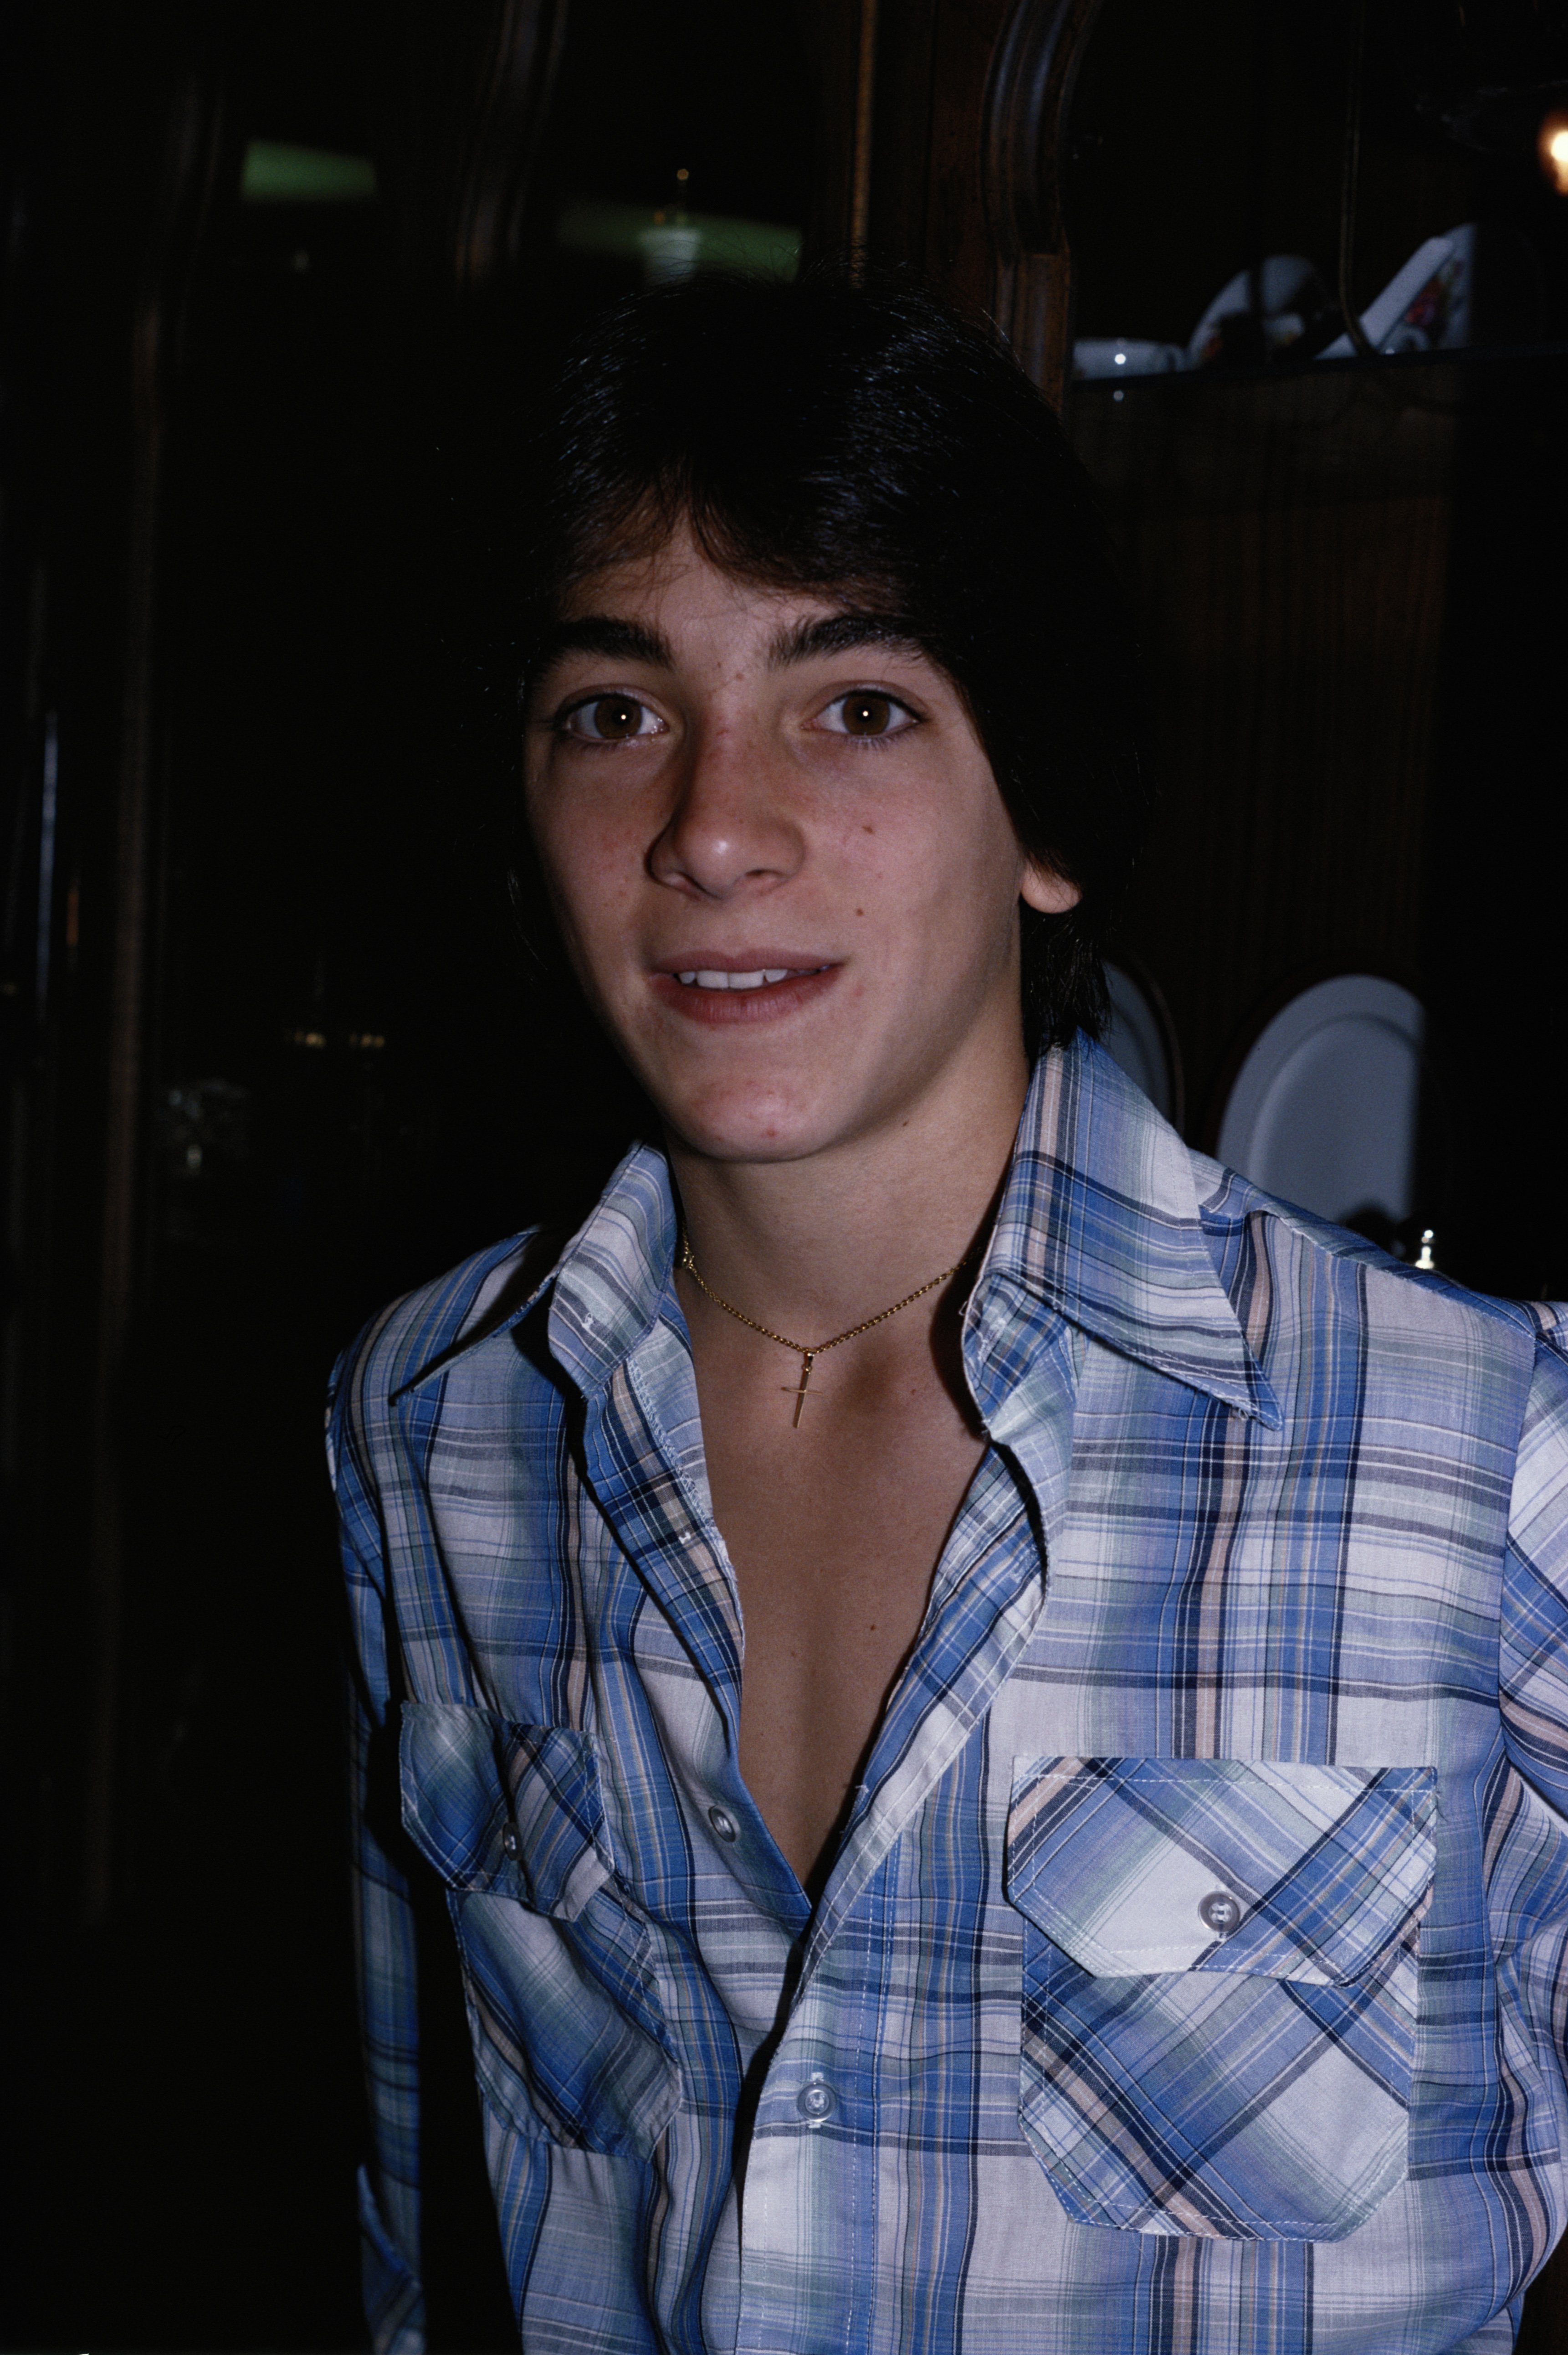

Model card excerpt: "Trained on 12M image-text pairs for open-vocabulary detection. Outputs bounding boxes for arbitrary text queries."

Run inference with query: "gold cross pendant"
[783,1350,817,1428]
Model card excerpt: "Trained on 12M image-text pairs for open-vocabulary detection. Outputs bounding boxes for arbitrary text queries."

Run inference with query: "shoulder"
[1512,1303,1568,1535]
[1189,1146,1556,1397]
[326,1224,568,1479]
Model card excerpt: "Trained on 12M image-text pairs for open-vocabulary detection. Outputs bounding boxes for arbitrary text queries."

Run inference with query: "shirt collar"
[545,1142,683,1399]
[966,1034,1279,1429]
[506,1033,1277,1431]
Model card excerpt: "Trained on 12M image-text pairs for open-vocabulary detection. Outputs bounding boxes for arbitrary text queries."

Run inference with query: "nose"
[646,719,804,900]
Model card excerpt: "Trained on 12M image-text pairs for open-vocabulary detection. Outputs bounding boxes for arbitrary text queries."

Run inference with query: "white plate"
[1102,962,1177,1122]
[1188,254,1327,367]
[1073,338,1186,380]
[1317,227,1474,359]
[1216,976,1425,1226]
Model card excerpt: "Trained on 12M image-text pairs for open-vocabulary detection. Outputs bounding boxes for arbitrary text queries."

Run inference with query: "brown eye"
[561,693,659,742]
[820,690,916,742]
[578,694,649,740]
[840,694,893,737]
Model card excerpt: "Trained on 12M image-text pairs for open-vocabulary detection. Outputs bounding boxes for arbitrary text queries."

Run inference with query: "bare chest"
[696,1354,985,1893]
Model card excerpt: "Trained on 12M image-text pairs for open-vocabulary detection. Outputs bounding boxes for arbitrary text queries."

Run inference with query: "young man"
[330,276,1568,2355]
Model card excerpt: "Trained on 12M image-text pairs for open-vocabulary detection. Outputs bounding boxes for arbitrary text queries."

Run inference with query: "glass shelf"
[1066,0,1568,382]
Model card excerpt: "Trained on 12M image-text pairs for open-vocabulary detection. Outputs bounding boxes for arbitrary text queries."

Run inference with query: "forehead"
[540,526,941,684]
[559,525,835,630]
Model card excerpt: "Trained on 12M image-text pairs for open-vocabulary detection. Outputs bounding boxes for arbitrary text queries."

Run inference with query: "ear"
[1020,857,1083,915]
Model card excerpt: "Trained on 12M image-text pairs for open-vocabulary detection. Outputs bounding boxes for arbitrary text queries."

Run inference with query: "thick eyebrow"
[767,612,932,669]
[529,616,676,679]
[527,608,933,698]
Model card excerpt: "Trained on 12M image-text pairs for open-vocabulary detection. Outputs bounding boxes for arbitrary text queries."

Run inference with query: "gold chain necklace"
[677,1236,969,1427]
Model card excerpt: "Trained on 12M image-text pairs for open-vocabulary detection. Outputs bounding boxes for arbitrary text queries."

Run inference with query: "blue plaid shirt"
[329,1036,1568,2355]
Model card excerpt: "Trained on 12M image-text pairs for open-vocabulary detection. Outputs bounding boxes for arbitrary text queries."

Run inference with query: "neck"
[668,1039,1034,1337]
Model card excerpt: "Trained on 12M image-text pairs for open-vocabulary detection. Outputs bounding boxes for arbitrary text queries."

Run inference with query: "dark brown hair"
[513,267,1150,1049]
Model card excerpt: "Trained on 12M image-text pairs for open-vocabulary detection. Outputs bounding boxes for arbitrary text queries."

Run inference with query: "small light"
[676,167,689,183]
[1540,110,1568,194]
[1113,349,1127,365]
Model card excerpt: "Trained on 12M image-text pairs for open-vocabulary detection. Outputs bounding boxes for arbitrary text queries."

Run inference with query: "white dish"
[1216,975,1425,1227]
[1073,339,1186,380]
[1188,255,1327,367]
[1318,226,1474,359]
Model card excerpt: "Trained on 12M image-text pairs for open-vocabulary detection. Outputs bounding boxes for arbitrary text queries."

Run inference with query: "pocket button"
[708,1805,738,1843]
[1199,1888,1243,1936]
[796,2072,836,2125]
[501,1825,520,1858]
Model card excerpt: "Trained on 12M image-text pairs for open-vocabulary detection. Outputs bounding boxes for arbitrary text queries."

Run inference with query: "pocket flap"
[400,1703,611,1920]
[1006,1756,1436,1983]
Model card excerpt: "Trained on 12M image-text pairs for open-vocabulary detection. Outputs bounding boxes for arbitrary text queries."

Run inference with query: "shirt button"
[707,1805,738,1843]
[796,2072,836,2125]
[501,1825,520,1858]
[1199,1889,1242,1936]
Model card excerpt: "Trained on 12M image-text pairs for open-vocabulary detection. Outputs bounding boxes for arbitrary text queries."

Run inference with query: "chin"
[653,1070,846,1164]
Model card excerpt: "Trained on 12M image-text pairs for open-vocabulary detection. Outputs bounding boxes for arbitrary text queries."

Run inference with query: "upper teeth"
[677,969,791,989]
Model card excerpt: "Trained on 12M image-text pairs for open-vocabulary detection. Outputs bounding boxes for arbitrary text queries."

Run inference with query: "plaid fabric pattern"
[328,1035,1568,2355]
[1008,1757,1436,2239]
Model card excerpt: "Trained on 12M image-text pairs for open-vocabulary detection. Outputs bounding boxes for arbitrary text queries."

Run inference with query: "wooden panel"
[917,0,1010,297]
[863,0,940,264]
[1066,362,1458,1139]
[372,0,568,300]
[981,0,1103,393]
[797,0,875,257]
[817,0,1101,402]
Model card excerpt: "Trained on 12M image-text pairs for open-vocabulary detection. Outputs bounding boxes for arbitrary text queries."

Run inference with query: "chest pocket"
[400,1702,680,2157]
[1005,1755,1437,2241]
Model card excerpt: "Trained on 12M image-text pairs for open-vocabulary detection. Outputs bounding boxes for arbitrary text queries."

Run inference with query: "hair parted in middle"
[513,265,1151,1051]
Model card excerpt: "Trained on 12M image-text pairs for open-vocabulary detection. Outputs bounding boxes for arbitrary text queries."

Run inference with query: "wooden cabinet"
[835,0,1568,1300]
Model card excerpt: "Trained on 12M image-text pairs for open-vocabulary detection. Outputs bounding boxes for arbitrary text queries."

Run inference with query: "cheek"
[528,791,641,947]
[834,776,1020,938]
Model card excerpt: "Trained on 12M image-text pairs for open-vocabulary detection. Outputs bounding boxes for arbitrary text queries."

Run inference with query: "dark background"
[3,3,1568,2348]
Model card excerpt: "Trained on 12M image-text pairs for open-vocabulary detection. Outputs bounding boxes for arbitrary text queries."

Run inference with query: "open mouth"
[652,960,839,1022]
[675,968,798,991]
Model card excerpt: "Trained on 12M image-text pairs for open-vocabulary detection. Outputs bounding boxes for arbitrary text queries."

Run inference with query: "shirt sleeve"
[1494,1316,1568,2165]
[1500,1318,1568,1810]
[328,1333,426,2355]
